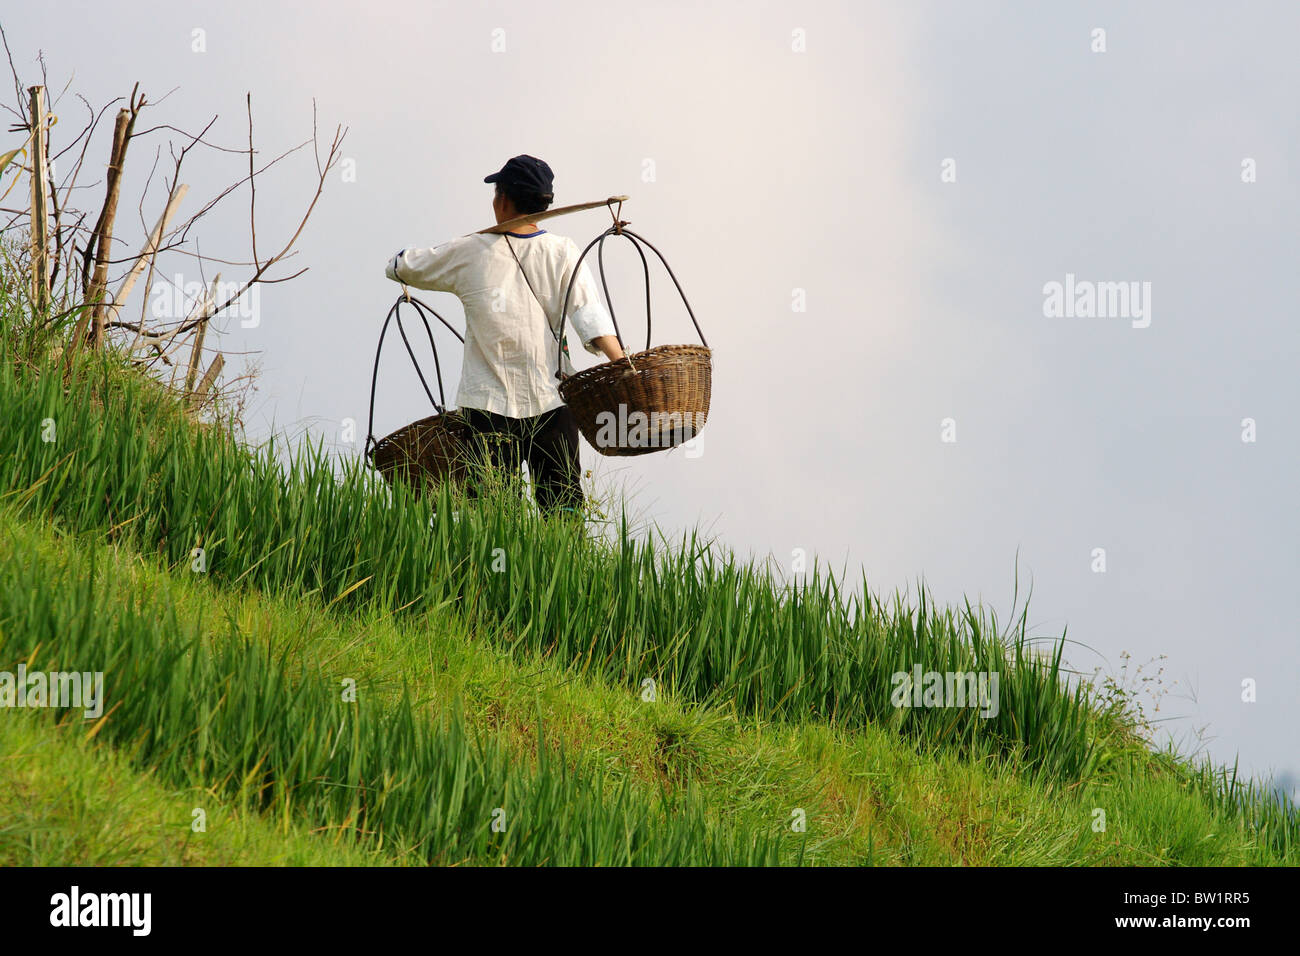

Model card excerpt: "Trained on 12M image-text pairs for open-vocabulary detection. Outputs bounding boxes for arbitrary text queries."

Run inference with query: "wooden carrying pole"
[473,196,629,235]
[27,86,50,313]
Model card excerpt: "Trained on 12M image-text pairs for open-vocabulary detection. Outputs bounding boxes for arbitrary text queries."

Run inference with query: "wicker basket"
[368,410,469,495]
[559,345,711,456]
[556,226,712,457]
[365,295,468,494]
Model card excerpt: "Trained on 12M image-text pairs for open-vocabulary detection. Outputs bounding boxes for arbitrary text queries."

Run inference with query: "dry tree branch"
[0,22,25,125]
[185,100,346,333]
[5,55,347,424]
[145,136,310,260]
[56,96,120,222]
[133,122,244,153]
[247,93,258,270]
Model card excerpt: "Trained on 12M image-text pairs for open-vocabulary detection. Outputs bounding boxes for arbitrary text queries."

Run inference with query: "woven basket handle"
[365,294,464,461]
[556,226,708,381]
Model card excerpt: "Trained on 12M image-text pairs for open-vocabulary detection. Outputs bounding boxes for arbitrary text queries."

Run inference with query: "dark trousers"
[459,405,583,515]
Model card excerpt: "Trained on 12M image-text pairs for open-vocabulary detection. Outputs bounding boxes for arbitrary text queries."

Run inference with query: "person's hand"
[591,335,624,362]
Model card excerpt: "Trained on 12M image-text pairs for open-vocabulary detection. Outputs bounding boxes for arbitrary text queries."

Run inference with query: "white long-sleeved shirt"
[385,230,617,418]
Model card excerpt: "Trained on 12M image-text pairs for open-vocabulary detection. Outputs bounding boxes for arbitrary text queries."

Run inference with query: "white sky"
[6,0,1297,793]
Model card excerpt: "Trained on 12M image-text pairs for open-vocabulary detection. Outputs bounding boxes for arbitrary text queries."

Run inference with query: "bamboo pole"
[27,86,50,313]
[473,196,630,235]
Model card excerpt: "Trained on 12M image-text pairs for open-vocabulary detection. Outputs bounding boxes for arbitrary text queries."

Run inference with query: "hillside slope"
[0,301,1294,866]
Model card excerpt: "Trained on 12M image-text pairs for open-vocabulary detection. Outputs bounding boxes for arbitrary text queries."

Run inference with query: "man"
[384,154,624,516]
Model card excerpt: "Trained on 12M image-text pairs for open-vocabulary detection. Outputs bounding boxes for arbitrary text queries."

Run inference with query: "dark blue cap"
[484,154,554,198]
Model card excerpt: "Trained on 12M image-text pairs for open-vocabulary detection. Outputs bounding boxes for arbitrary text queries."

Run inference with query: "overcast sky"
[6,0,1297,793]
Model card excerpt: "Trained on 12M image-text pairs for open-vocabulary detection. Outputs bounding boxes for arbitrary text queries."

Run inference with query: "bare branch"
[203,118,346,323]
[161,136,310,252]
[134,120,243,153]
[247,93,258,270]
[0,22,25,123]
[6,54,344,424]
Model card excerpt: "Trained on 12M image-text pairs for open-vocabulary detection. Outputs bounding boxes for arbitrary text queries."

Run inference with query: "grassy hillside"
[0,710,395,866]
[0,294,1294,865]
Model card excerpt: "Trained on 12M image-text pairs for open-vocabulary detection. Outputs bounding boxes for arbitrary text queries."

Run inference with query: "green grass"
[0,290,1294,866]
[0,514,792,865]
[0,711,397,866]
[2,503,1293,865]
[0,328,1118,784]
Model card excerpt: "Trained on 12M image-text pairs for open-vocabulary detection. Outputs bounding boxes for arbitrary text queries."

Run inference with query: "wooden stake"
[113,182,189,321]
[184,273,220,397]
[189,352,224,411]
[27,86,50,313]
[80,107,132,348]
